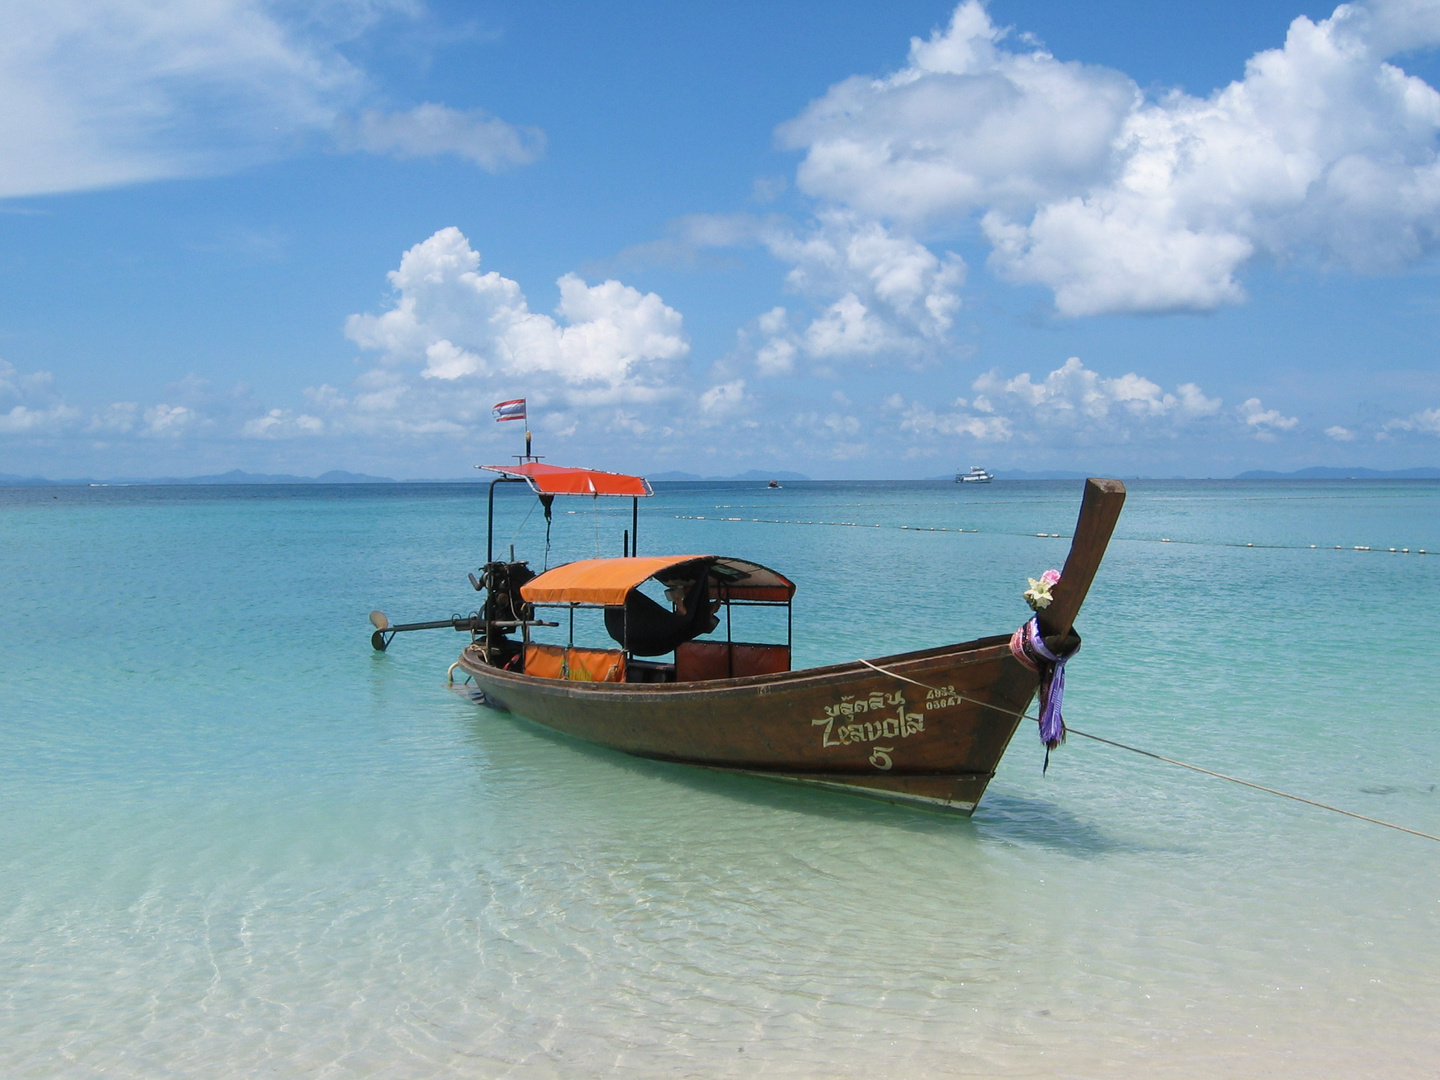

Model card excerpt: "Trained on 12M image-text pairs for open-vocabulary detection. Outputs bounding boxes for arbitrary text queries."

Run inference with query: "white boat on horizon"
[957,466,994,483]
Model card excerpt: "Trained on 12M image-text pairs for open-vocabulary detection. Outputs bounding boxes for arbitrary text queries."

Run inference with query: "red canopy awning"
[478,463,653,497]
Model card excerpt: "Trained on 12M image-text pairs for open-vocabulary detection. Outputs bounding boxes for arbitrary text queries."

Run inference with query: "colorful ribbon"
[1009,616,1081,770]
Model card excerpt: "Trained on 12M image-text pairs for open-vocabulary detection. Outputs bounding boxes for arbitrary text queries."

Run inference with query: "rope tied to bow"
[1010,616,1080,771]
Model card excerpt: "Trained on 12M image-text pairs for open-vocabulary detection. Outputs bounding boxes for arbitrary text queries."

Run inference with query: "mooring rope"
[854,657,1440,843]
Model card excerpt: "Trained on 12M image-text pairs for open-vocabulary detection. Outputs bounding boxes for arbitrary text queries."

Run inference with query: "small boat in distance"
[369,462,1125,814]
[767,479,781,489]
[957,466,994,483]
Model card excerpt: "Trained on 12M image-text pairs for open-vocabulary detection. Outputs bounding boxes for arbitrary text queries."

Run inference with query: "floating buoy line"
[674,515,1430,555]
[857,658,1440,844]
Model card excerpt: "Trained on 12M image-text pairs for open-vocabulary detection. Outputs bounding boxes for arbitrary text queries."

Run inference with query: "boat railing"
[516,588,792,684]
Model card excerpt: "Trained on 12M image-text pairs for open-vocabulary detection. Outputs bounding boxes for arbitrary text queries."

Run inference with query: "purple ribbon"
[1011,616,1081,769]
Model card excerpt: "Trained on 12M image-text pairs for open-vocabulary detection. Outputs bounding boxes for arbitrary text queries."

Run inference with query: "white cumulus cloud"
[779,0,1440,316]
[0,360,80,433]
[1381,405,1440,434]
[974,357,1223,424]
[896,357,1225,448]
[1238,397,1300,438]
[770,212,965,361]
[142,403,201,437]
[88,401,141,434]
[753,308,799,376]
[699,379,748,417]
[629,211,966,367]
[0,403,80,434]
[345,227,689,397]
[672,212,966,371]
[242,409,325,439]
[779,1,1136,223]
[273,226,710,448]
[900,404,1014,442]
[983,204,1253,315]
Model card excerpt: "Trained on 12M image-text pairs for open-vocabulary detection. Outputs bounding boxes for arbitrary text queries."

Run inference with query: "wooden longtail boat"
[375,465,1125,814]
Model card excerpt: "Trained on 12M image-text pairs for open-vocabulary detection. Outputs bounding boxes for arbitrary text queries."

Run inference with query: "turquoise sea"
[2,478,1438,1078]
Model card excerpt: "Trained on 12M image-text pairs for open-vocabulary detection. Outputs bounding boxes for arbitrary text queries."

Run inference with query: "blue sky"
[2,0,1439,479]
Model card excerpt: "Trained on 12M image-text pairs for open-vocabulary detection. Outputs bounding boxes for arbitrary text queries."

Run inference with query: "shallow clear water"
[2,479,1437,1078]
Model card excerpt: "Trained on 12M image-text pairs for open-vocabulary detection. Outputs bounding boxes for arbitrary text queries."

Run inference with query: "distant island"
[992,469,1103,480]
[2,467,809,486]
[0,469,394,486]
[1233,466,1440,480]
[5,464,1437,486]
[931,470,1170,480]
[647,470,811,482]
[966,467,1440,481]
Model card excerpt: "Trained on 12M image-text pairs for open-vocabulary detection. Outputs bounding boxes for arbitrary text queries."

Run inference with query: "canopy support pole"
[725,586,734,678]
[486,476,526,563]
[632,497,638,556]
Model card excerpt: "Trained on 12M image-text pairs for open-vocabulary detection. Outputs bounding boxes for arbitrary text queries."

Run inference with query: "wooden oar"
[1036,478,1126,644]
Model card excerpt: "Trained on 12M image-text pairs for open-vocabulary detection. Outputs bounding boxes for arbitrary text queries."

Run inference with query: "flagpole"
[492,398,535,463]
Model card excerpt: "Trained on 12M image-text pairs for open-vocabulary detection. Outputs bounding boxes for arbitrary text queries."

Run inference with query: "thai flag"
[492,398,526,422]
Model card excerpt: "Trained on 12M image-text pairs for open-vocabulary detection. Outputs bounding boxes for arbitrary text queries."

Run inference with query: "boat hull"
[455,634,1040,814]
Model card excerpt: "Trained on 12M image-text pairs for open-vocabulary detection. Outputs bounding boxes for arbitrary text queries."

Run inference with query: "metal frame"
[719,593,792,677]
[486,476,527,563]
[528,592,792,677]
[486,481,789,681]
[487,476,639,564]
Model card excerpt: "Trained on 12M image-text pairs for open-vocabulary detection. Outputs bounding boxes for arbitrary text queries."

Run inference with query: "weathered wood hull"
[449,477,1127,814]
[454,634,1040,814]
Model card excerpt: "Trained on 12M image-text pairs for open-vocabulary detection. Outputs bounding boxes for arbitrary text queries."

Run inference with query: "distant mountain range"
[1,467,813,486]
[0,469,393,486]
[961,467,1440,481]
[930,470,1164,480]
[5,464,1436,486]
[1234,466,1440,480]
[992,469,1107,480]
[647,470,811,482]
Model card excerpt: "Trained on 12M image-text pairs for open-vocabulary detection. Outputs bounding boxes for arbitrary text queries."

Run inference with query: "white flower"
[1023,577,1054,610]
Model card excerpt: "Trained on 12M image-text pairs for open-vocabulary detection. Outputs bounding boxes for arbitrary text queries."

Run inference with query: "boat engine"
[478,560,535,667]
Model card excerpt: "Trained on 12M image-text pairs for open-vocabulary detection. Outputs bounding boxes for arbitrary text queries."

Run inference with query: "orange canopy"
[521,556,712,606]
[520,555,795,606]
[478,462,653,497]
